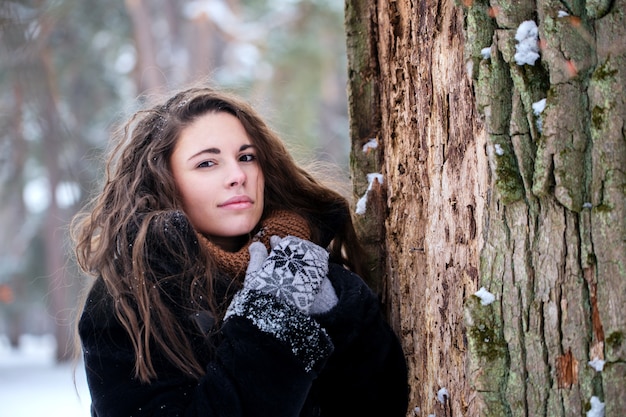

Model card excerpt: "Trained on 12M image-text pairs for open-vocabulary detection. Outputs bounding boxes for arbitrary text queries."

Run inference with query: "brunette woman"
[71,86,408,417]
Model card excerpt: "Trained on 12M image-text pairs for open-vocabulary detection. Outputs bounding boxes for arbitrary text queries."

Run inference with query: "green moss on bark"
[606,331,623,349]
[465,295,511,416]
[491,136,525,204]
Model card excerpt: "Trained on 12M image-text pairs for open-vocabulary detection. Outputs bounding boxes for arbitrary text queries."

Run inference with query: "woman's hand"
[224,236,335,373]
[243,236,329,314]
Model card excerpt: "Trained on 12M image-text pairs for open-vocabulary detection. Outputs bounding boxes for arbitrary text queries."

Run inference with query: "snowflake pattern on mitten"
[245,236,329,313]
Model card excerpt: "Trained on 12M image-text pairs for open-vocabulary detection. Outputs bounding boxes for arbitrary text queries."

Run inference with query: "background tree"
[0,0,348,362]
[345,0,625,416]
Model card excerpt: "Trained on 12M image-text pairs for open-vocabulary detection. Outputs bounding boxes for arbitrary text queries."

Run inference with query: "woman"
[71,86,409,417]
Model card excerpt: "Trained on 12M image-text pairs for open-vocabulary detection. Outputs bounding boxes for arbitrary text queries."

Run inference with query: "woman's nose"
[227,164,246,187]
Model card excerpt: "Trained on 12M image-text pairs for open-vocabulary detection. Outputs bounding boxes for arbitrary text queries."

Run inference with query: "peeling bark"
[347,0,481,414]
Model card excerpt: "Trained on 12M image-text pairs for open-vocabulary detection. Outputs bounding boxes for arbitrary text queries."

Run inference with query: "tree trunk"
[345,0,626,416]
[125,0,166,93]
[38,26,74,362]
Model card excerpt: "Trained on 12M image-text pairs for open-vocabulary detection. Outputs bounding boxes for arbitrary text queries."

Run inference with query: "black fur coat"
[78,213,409,417]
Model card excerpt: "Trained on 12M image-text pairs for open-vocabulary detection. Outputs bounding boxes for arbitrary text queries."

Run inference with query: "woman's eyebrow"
[187,144,254,161]
[188,147,220,161]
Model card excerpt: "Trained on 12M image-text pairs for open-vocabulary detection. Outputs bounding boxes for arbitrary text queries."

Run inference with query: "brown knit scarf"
[197,210,311,280]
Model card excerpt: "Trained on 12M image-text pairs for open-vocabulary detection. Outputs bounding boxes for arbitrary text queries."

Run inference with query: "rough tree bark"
[345,0,625,416]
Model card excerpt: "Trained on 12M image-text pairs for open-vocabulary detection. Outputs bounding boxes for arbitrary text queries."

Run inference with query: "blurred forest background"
[0,0,349,361]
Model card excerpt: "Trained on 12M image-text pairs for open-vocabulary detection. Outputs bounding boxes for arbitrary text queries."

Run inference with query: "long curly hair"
[71,86,367,383]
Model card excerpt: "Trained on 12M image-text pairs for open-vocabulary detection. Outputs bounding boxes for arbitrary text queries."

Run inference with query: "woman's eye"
[240,154,256,162]
[197,160,215,168]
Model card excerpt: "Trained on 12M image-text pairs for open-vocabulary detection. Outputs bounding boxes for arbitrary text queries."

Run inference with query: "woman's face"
[170,111,265,251]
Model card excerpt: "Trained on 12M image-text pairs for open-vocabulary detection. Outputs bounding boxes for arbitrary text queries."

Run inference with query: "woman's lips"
[219,196,253,209]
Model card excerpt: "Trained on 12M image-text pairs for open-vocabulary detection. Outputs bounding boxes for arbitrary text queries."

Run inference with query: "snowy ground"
[0,334,92,417]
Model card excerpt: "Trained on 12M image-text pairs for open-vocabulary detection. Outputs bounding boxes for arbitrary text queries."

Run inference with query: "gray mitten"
[243,235,329,314]
[309,277,338,315]
[246,239,337,315]
[223,237,335,372]
[246,241,268,274]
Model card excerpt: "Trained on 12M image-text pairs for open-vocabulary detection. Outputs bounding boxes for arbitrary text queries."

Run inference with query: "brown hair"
[71,86,366,383]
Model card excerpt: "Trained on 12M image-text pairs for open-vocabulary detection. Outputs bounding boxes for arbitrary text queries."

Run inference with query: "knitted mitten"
[245,237,338,315]
[241,236,329,314]
[309,277,338,315]
[224,236,334,372]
